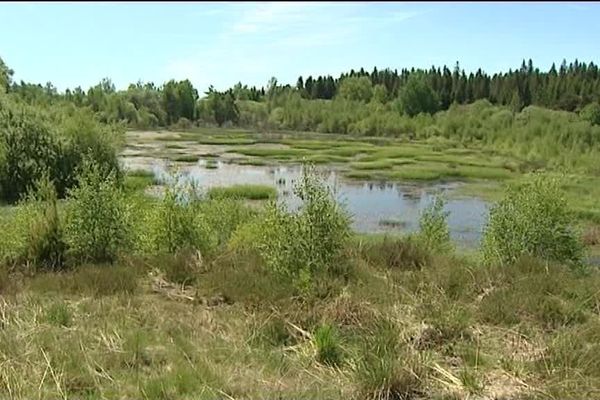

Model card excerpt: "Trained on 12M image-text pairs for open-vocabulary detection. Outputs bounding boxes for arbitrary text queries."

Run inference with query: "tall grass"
[207,184,277,200]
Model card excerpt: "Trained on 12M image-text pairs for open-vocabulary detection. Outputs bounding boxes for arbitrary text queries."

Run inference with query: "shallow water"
[123,157,490,249]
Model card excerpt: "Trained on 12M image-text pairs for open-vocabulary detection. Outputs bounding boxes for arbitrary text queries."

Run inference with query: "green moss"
[237,158,269,166]
[165,143,186,149]
[285,139,374,151]
[324,146,378,157]
[226,147,309,159]
[350,160,396,170]
[349,157,418,171]
[358,146,436,161]
[306,154,351,164]
[207,184,277,200]
[195,137,257,145]
[173,154,199,163]
[204,159,219,169]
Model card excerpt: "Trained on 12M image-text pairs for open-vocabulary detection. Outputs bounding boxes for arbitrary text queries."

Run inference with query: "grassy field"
[2,242,599,399]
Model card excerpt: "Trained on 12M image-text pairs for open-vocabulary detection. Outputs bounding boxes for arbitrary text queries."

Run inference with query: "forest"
[4,57,600,126]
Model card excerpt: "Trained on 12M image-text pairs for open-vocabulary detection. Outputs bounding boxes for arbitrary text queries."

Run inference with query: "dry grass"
[0,246,599,399]
[582,225,600,246]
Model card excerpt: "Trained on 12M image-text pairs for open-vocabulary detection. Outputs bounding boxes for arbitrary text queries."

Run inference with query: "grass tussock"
[207,184,277,200]
[173,154,199,163]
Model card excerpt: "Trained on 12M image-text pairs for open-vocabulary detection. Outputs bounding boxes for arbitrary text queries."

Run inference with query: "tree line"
[297,59,600,112]
[2,57,600,129]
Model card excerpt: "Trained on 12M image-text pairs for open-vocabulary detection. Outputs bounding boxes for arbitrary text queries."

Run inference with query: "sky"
[1,2,599,93]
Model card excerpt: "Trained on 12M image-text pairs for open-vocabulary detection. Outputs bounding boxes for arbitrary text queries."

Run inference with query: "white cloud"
[231,2,334,34]
[161,2,428,91]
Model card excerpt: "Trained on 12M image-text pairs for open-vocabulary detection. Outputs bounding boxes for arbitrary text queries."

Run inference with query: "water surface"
[123,158,490,249]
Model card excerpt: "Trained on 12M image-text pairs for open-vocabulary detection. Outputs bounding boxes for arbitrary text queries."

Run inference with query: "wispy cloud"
[162,2,429,90]
[230,2,336,34]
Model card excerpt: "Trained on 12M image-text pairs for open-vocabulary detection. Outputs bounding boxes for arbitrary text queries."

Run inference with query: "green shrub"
[0,99,61,203]
[200,198,255,248]
[0,174,66,269]
[148,179,215,255]
[481,173,584,267]
[580,102,600,126]
[57,108,123,195]
[314,324,343,366]
[257,163,352,291]
[227,219,265,253]
[65,161,133,263]
[417,195,453,253]
[0,205,32,265]
[23,176,67,270]
[0,98,122,203]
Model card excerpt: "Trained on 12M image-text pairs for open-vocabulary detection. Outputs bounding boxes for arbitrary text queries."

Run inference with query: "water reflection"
[131,158,489,249]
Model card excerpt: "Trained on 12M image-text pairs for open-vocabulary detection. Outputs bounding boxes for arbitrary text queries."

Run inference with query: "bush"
[23,175,66,270]
[0,99,61,203]
[0,174,66,270]
[200,198,255,248]
[398,73,440,117]
[580,102,600,126]
[57,108,123,195]
[417,195,453,253]
[173,117,193,130]
[65,161,133,263]
[0,98,123,203]
[481,173,584,267]
[257,163,352,291]
[147,178,215,255]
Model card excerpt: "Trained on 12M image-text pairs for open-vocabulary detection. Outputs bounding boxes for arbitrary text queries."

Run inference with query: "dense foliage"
[65,161,133,263]
[482,173,585,267]
[256,164,352,291]
[3,55,600,129]
[0,93,123,203]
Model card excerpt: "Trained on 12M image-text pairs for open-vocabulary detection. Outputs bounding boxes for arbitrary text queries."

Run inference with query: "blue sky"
[1,2,599,93]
